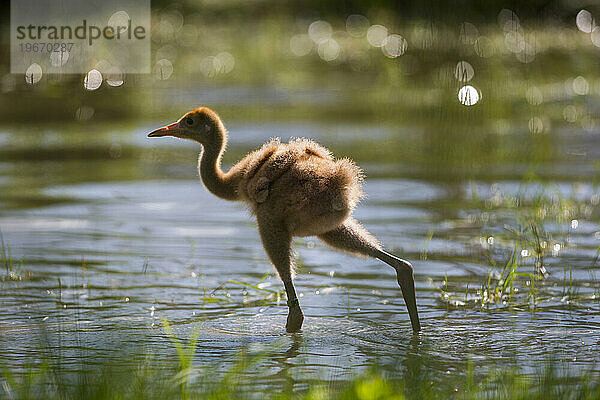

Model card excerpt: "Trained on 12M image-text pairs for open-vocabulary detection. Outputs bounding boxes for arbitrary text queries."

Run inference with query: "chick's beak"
[147,122,182,138]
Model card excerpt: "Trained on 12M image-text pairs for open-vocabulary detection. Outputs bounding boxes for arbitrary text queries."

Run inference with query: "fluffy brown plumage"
[148,107,420,333]
[235,137,364,237]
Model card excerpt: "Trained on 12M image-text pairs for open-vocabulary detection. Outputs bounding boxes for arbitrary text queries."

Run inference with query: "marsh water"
[1,114,600,388]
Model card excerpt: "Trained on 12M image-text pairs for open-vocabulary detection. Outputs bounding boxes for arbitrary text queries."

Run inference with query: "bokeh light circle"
[458,85,480,106]
[454,61,474,82]
[382,34,407,58]
[25,63,42,84]
[84,69,102,90]
[318,39,341,62]
[367,25,388,47]
[346,14,370,37]
[154,59,173,80]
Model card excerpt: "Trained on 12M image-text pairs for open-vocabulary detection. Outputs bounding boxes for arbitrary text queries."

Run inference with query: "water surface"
[1,120,599,387]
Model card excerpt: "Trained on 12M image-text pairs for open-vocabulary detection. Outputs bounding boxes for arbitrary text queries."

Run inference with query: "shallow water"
[0,120,599,387]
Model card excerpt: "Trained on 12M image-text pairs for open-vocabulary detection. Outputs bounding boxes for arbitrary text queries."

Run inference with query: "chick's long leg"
[257,218,304,333]
[318,218,421,332]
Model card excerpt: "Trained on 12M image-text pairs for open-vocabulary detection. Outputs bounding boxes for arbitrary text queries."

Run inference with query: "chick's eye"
[185,117,194,126]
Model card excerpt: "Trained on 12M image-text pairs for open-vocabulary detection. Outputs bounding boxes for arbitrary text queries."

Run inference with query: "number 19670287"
[19,43,74,52]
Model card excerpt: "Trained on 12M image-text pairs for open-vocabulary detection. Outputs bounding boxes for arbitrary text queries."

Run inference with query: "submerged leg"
[257,217,304,333]
[318,218,421,332]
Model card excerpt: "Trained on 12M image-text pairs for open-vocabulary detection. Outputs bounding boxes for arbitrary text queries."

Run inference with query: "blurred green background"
[1,0,599,126]
[2,0,600,180]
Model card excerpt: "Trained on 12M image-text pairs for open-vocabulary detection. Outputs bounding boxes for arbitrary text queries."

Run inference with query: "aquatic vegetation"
[200,273,284,307]
[430,182,600,309]
[161,319,201,400]
[2,332,600,400]
[0,229,25,282]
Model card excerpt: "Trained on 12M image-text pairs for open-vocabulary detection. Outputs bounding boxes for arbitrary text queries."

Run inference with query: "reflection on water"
[0,119,599,387]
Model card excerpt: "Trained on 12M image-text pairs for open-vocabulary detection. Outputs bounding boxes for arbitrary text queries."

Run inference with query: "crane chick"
[148,107,421,333]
